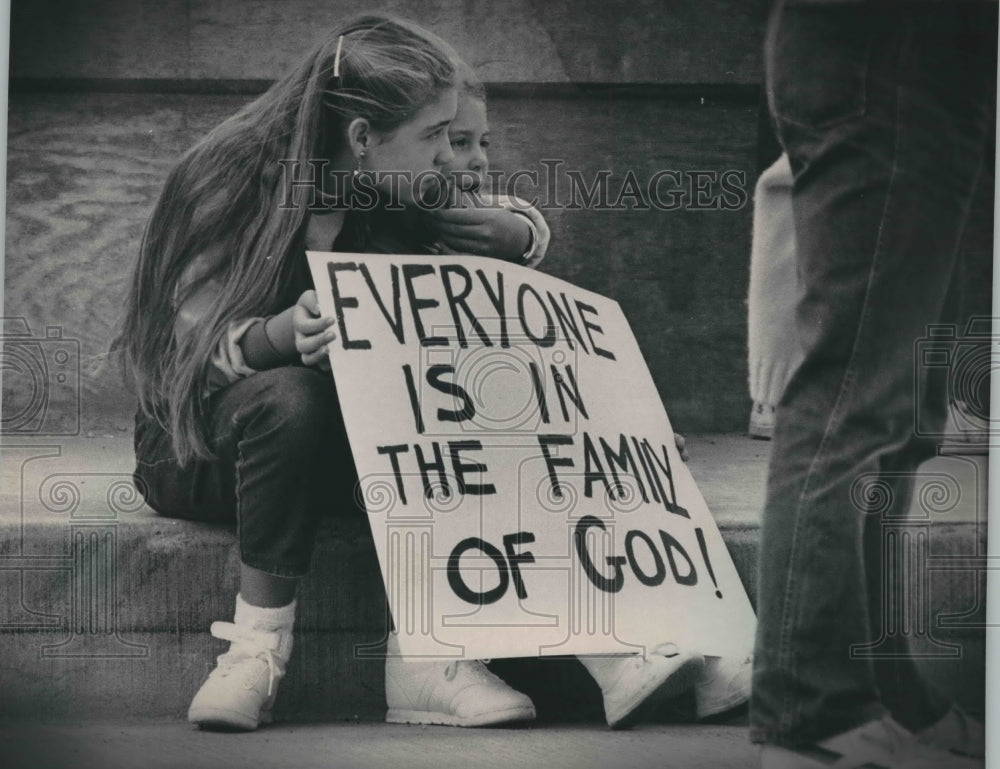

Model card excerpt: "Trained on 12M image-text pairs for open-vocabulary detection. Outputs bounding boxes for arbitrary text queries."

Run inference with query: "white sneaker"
[917,705,985,759]
[760,716,983,769]
[187,620,293,731]
[749,402,775,440]
[695,654,752,719]
[385,657,536,727]
[579,644,705,729]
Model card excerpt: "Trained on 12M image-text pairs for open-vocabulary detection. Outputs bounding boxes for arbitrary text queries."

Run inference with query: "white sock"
[234,593,296,632]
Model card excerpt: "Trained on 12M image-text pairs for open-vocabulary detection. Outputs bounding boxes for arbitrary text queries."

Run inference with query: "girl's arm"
[173,250,264,392]
[425,193,551,267]
[174,269,332,395]
[177,285,333,392]
[172,212,344,391]
[503,196,550,268]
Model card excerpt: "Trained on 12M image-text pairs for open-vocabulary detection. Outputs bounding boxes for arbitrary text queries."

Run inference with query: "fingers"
[301,345,332,369]
[295,312,337,337]
[674,433,690,463]
[294,290,337,336]
[296,322,338,357]
[430,220,489,242]
[298,289,320,315]
[439,188,480,210]
[437,235,486,255]
[294,289,337,369]
[426,206,491,226]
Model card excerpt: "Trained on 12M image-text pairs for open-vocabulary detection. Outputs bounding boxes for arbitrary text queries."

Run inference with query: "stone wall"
[5,1,993,437]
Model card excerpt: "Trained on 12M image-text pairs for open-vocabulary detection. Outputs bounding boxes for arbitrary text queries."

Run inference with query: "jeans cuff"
[751,702,887,747]
[239,552,311,579]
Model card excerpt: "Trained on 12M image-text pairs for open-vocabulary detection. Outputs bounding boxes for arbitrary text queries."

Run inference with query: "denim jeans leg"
[750,0,995,746]
[134,366,359,578]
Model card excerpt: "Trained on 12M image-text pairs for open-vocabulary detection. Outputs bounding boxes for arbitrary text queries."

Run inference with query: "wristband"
[264,306,297,358]
[240,318,284,370]
[239,306,298,370]
[509,210,539,265]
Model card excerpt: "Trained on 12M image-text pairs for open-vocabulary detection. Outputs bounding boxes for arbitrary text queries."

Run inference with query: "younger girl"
[431,66,753,726]
[375,64,724,730]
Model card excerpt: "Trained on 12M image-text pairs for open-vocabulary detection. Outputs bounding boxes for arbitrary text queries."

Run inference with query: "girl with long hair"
[116,16,738,732]
[115,14,544,731]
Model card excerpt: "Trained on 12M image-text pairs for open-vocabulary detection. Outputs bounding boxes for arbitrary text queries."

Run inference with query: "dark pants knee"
[134,366,360,577]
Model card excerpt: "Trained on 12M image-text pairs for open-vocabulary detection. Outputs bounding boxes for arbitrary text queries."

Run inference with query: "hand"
[293,290,337,372]
[426,204,531,262]
[674,433,690,463]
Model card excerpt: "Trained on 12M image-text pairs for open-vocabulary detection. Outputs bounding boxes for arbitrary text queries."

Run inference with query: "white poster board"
[308,251,756,659]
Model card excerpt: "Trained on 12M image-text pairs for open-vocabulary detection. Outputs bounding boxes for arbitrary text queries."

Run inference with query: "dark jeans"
[133,366,361,578]
[751,0,996,747]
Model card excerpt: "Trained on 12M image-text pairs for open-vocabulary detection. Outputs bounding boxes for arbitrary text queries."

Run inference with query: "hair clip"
[333,35,345,79]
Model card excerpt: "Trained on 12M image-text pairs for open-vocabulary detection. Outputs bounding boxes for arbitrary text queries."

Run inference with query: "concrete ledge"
[11,0,770,84]
[0,436,988,720]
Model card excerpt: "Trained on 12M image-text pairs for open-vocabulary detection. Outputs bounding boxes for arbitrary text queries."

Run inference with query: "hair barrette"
[332,35,345,79]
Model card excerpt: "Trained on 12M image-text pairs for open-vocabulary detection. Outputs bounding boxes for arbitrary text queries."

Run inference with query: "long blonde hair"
[113,14,456,465]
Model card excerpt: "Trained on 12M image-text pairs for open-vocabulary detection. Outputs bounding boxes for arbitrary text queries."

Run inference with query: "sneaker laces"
[210,621,284,697]
[443,659,494,683]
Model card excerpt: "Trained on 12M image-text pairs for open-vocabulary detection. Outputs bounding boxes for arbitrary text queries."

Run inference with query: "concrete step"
[0,436,988,722]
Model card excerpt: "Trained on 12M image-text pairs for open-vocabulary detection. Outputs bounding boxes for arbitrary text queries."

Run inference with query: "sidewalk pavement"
[0,720,756,769]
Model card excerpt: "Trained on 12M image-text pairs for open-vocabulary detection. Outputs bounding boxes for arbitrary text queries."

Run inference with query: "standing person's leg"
[750,0,994,764]
[134,366,354,730]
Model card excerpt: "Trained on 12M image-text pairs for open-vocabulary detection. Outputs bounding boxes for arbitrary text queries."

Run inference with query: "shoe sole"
[607,655,705,730]
[759,743,983,769]
[386,705,536,728]
[695,687,751,720]
[760,744,852,769]
[188,707,271,731]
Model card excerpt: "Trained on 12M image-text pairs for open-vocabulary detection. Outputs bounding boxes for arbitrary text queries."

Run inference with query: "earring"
[354,149,366,177]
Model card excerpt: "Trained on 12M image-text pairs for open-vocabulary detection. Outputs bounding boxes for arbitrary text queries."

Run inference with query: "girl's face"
[364,87,458,207]
[440,95,489,192]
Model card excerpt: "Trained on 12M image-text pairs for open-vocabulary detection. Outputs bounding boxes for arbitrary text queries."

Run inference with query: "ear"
[346,117,371,158]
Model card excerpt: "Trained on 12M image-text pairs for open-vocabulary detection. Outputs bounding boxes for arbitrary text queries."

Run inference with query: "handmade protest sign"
[308,252,756,660]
